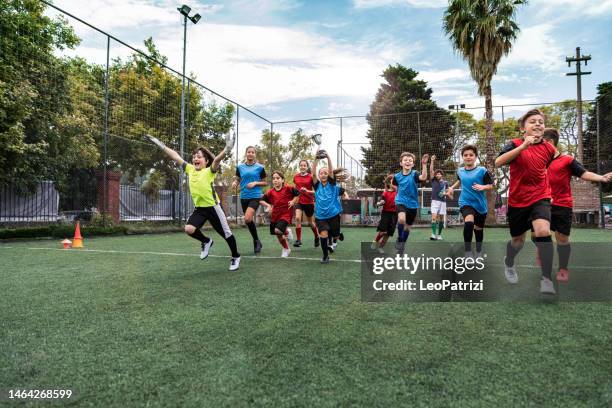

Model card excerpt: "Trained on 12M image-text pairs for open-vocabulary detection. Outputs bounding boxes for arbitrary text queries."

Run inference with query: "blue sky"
[49,0,612,123]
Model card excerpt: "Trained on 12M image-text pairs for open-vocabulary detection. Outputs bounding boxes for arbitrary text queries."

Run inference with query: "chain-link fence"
[1,1,608,229]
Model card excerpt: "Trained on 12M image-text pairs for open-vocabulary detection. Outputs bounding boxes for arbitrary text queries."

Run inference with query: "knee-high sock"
[225,235,240,258]
[311,225,319,237]
[534,236,553,279]
[463,222,474,252]
[277,234,288,249]
[431,222,437,235]
[296,226,302,241]
[505,240,524,267]
[557,243,571,270]
[397,223,405,242]
[189,228,210,244]
[320,237,329,258]
[474,229,483,252]
[402,229,410,242]
[246,221,259,241]
[375,232,384,242]
[437,221,444,235]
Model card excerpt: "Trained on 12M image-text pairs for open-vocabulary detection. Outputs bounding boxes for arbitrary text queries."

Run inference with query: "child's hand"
[288,201,295,208]
[421,154,429,165]
[246,182,257,189]
[472,183,486,191]
[232,180,238,189]
[446,187,454,197]
[431,155,436,162]
[522,135,536,146]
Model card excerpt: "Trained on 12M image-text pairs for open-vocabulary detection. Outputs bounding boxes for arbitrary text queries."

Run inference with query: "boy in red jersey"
[371,174,397,253]
[495,109,557,294]
[260,171,300,258]
[541,128,612,281]
[292,160,320,248]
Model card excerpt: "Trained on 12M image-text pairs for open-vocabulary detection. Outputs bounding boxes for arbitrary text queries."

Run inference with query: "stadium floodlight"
[177,4,202,222]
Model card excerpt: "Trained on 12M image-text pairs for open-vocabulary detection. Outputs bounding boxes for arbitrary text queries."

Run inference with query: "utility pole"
[566,47,591,162]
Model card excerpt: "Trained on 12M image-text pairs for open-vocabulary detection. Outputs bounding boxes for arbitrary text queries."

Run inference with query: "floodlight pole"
[566,47,591,162]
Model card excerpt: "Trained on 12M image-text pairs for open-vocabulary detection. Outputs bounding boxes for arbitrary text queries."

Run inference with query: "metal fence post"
[416,111,422,158]
[236,105,239,221]
[597,98,604,228]
[103,36,110,226]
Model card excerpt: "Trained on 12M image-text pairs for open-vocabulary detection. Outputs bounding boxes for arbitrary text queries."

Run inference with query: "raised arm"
[429,155,436,181]
[211,131,236,173]
[311,159,319,183]
[495,137,533,167]
[419,154,429,181]
[145,134,185,166]
[581,171,612,183]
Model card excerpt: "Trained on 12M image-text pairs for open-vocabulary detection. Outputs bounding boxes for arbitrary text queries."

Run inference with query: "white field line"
[1,246,610,270]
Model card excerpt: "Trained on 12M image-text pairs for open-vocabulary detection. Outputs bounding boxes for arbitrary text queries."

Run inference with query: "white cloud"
[353,0,447,9]
[531,0,612,17]
[501,24,564,72]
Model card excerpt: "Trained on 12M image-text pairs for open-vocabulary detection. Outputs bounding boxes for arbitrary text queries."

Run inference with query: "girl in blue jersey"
[311,150,348,264]
[447,145,494,258]
[232,146,267,254]
[392,152,429,253]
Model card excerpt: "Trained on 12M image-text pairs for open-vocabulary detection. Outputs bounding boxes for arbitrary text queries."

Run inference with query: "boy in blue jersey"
[232,146,267,254]
[312,150,345,264]
[392,152,429,253]
[447,145,494,258]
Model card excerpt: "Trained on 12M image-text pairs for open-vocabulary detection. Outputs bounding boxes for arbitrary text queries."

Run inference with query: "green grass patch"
[1,227,611,406]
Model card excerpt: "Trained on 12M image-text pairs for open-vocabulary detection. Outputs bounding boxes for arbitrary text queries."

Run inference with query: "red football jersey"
[548,154,586,208]
[263,185,299,222]
[381,190,397,213]
[500,138,556,207]
[293,173,315,205]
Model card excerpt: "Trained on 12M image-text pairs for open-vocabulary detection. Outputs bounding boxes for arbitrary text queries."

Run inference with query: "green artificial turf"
[1,227,611,407]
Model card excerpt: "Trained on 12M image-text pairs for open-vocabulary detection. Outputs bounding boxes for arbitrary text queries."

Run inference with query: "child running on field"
[393,152,429,254]
[371,174,397,253]
[447,145,494,258]
[233,146,267,254]
[260,171,300,258]
[540,128,612,281]
[292,160,320,248]
[145,133,241,271]
[311,149,346,263]
[429,155,450,240]
[495,109,557,294]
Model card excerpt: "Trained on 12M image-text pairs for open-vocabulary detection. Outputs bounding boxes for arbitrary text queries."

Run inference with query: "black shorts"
[550,205,573,236]
[241,198,260,213]
[270,220,289,235]
[507,199,551,237]
[187,205,233,239]
[294,203,315,218]
[315,214,341,237]
[377,211,398,236]
[396,205,417,225]
[460,206,486,228]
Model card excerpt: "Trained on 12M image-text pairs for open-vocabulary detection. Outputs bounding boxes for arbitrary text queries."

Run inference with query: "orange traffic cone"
[72,221,83,248]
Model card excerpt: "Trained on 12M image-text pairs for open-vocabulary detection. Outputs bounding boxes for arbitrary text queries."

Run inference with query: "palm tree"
[443,0,526,222]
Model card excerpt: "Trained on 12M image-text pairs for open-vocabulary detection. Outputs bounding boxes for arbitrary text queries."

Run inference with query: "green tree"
[0,0,93,192]
[253,128,315,182]
[585,82,612,193]
[361,65,453,188]
[444,0,526,220]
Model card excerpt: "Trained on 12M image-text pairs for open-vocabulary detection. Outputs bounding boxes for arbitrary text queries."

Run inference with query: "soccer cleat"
[281,248,291,258]
[503,256,519,284]
[320,256,330,264]
[396,241,406,254]
[370,241,378,250]
[464,250,474,261]
[286,228,294,242]
[436,235,443,241]
[229,256,241,271]
[338,232,344,241]
[200,239,213,260]
[377,247,385,254]
[293,239,302,247]
[254,240,262,254]
[430,234,437,241]
[395,240,402,250]
[540,277,556,295]
[314,237,320,247]
[330,241,338,251]
[556,268,569,283]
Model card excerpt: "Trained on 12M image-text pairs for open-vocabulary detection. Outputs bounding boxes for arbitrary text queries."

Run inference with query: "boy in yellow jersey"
[145,133,241,271]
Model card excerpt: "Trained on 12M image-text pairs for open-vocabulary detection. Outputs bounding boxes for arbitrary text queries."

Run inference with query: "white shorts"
[431,200,447,215]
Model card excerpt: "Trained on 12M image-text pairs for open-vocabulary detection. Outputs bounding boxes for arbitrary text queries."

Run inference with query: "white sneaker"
[200,240,213,259]
[286,228,294,242]
[330,241,338,251]
[229,256,241,271]
[464,250,474,260]
[377,247,385,254]
[370,241,378,250]
[540,277,556,295]
[504,256,518,284]
[436,235,443,240]
[281,248,291,258]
